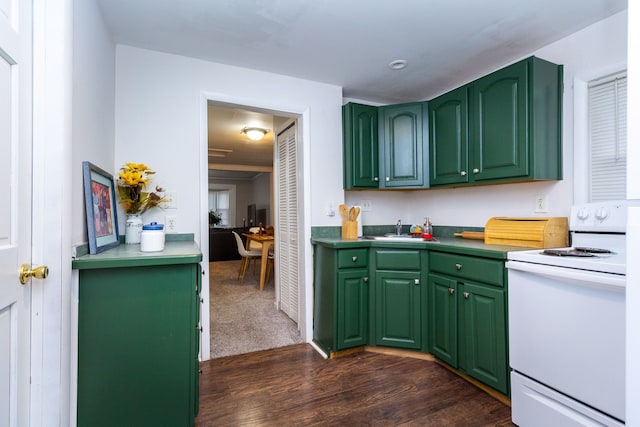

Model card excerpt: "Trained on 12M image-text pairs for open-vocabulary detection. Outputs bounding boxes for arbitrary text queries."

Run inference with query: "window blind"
[588,72,627,201]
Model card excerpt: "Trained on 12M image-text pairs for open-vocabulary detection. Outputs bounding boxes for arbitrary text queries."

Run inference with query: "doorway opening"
[206,101,303,358]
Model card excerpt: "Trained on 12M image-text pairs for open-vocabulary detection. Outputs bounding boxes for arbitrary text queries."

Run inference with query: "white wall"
[252,172,273,225]
[71,0,116,245]
[114,46,343,356]
[626,3,639,425]
[346,11,627,229]
[114,45,343,231]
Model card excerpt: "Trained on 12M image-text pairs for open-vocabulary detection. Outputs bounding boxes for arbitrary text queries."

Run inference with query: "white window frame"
[573,64,627,204]
[208,184,236,227]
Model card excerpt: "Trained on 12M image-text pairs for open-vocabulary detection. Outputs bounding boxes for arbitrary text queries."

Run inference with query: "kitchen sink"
[360,235,438,243]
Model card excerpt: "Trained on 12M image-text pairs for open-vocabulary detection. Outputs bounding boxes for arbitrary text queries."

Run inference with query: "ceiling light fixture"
[241,127,268,141]
[388,59,408,70]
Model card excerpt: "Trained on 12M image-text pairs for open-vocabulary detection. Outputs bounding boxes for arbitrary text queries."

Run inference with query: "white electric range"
[507,200,636,426]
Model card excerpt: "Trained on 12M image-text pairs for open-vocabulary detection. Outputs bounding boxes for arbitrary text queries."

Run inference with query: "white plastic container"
[140,222,165,252]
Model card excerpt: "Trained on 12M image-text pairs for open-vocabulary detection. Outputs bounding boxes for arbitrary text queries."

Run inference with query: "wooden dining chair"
[231,231,261,284]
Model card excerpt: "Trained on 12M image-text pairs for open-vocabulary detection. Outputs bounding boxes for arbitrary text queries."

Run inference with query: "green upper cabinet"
[378,102,428,188]
[343,103,379,189]
[428,86,469,186]
[429,56,563,187]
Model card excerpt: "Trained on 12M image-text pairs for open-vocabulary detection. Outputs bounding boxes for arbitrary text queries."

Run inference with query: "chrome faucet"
[396,219,402,236]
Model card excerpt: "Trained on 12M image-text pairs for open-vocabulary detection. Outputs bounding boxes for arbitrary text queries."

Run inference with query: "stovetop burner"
[573,247,613,254]
[542,247,613,257]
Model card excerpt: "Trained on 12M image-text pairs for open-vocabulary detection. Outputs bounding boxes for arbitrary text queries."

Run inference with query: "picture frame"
[82,161,120,254]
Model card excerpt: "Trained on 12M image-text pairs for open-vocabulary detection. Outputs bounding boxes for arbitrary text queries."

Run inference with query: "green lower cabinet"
[460,282,507,393]
[429,273,508,394]
[75,256,201,427]
[313,245,369,354]
[429,274,458,366]
[337,269,369,349]
[375,271,422,349]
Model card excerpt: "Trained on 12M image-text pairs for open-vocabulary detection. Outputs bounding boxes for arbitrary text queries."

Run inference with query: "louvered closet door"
[276,122,300,322]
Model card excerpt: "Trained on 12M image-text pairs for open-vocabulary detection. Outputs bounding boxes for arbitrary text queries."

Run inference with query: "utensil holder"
[342,220,358,240]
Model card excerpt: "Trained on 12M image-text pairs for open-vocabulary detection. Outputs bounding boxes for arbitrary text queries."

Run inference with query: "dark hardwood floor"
[195,344,514,426]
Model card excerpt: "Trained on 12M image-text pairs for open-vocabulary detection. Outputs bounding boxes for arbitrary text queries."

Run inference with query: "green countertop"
[72,240,202,270]
[311,236,534,260]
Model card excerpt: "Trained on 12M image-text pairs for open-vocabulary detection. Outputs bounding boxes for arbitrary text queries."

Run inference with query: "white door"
[0,0,34,425]
[276,121,301,322]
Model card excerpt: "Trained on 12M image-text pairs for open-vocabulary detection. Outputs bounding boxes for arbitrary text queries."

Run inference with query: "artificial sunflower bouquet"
[117,163,168,214]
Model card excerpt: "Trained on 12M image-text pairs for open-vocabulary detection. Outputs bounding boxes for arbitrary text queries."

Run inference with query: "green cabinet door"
[379,102,428,188]
[343,103,379,189]
[337,269,369,349]
[428,86,469,186]
[428,274,458,367]
[459,282,508,394]
[375,270,422,349]
[472,60,528,182]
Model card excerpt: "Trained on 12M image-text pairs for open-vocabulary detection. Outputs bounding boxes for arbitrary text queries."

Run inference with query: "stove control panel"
[570,200,638,232]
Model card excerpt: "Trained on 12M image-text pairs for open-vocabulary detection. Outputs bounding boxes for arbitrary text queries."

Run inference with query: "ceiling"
[97,0,627,176]
[206,103,291,180]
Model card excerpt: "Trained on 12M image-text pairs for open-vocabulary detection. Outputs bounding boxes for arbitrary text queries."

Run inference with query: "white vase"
[125,214,143,244]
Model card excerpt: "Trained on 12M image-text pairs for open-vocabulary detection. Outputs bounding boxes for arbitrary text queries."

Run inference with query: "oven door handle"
[506,261,625,292]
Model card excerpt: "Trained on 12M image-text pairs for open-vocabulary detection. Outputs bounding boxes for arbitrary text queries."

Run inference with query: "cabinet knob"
[363,277,369,283]
[385,177,390,182]
[448,287,455,295]
[414,279,420,285]
[352,256,357,262]
[473,168,480,174]
[460,171,467,176]
[455,263,462,271]
[374,177,379,182]
[463,292,470,299]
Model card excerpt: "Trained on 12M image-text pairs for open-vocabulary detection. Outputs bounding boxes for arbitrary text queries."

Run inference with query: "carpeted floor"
[209,260,304,358]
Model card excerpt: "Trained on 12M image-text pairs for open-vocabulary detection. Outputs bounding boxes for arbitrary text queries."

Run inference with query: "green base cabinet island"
[72,241,202,427]
[313,245,369,354]
[429,55,563,187]
[371,249,429,351]
[428,251,508,394]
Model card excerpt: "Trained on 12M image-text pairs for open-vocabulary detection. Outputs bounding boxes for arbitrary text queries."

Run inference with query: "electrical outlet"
[164,191,177,209]
[535,195,548,213]
[165,215,177,233]
[361,200,372,212]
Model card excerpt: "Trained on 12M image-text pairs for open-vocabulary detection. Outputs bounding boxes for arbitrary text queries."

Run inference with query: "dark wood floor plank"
[195,344,513,426]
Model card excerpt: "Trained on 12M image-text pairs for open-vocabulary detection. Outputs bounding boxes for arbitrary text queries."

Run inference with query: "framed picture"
[82,161,120,254]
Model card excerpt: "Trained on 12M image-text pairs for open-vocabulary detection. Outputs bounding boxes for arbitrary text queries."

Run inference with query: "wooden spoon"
[339,204,348,220]
[349,206,360,221]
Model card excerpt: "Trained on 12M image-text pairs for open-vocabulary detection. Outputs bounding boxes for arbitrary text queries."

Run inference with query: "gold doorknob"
[19,264,49,285]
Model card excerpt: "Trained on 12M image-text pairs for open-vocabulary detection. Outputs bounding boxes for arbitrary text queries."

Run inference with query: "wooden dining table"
[242,233,275,291]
